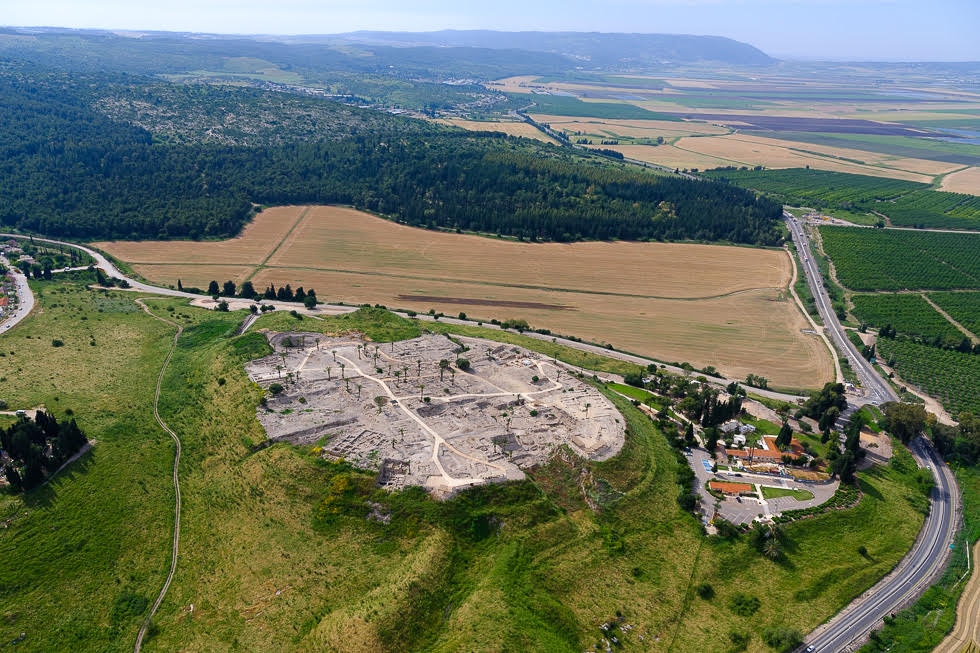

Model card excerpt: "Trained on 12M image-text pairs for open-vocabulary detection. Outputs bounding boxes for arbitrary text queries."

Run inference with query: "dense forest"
[0,68,783,244]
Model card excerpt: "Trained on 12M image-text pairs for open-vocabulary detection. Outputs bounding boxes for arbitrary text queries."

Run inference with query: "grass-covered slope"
[0,290,927,651]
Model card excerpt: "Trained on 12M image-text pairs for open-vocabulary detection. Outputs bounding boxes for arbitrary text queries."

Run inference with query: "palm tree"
[326,366,331,380]
[762,538,782,561]
[331,350,337,362]
[417,359,423,377]
[585,402,591,418]
[339,362,345,379]
[450,367,456,385]
[356,384,362,400]
[439,359,449,381]
[357,344,363,359]
[419,383,425,400]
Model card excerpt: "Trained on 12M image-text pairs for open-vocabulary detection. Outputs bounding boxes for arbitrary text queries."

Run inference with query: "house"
[720,420,757,436]
[733,433,747,447]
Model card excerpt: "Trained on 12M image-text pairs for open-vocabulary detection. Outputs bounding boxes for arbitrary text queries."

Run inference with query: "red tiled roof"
[709,481,754,495]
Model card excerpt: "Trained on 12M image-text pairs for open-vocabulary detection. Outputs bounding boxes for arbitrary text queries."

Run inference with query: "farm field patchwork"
[530,115,730,139]
[670,133,936,181]
[876,337,980,416]
[96,205,833,389]
[850,294,965,341]
[819,227,980,291]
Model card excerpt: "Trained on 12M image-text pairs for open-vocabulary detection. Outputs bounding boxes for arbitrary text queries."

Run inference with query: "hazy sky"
[5,0,979,61]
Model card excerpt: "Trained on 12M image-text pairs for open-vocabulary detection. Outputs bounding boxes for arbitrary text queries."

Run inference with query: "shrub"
[52,339,64,347]
[730,593,760,617]
[761,626,802,651]
[269,383,284,396]
[456,358,471,371]
[695,583,714,599]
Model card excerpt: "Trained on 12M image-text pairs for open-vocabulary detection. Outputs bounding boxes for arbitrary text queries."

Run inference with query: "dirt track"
[934,541,980,653]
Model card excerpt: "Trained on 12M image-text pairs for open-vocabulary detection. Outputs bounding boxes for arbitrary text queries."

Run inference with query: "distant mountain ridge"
[338,30,777,66]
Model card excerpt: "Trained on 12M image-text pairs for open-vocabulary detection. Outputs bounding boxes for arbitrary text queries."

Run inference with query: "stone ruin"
[244,331,625,498]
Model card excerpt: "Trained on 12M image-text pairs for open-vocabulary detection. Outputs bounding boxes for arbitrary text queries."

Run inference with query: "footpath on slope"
[133,298,184,653]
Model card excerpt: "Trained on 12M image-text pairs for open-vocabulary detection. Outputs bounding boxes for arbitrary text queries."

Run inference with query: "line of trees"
[189,279,318,308]
[1,412,87,492]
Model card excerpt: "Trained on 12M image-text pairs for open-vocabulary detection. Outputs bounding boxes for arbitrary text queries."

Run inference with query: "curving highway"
[787,214,960,652]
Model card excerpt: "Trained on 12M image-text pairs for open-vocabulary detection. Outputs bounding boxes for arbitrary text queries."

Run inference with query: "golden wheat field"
[940,166,980,195]
[97,205,834,388]
[435,118,558,144]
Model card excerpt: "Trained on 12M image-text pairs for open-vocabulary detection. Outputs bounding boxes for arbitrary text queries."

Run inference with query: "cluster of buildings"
[717,420,810,473]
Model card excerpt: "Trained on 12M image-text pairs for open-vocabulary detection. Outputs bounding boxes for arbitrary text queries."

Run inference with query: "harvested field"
[130,264,256,289]
[597,143,743,169]
[395,295,572,310]
[673,133,936,181]
[435,118,558,144]
[94,205,308,264]
[101,205,833,388]
[941,166,980,195]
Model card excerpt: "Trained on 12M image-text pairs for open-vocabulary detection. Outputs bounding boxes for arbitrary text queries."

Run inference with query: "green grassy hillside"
[0,281,927,651]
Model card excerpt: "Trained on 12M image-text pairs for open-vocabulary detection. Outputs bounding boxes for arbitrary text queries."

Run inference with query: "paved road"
[785,214,896,406]
[0,254,35,334]
[803,437,958,652]
[788,213,961,652]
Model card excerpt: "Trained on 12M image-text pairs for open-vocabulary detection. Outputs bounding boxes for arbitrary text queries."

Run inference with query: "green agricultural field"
[928,291,980,337]
[703,168,928,205]
[706,167,980,230]
[877,191,980,230]
[0,282,928,652]
[819,227,980,291]
[761,486,814,501]
[876,337,980,415]
[850,294,964,341]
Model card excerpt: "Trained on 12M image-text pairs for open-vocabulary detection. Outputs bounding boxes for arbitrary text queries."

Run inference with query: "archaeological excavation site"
[244,332,625,497]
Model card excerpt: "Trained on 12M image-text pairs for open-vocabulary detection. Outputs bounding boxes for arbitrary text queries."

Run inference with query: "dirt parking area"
[245,333,625,498]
